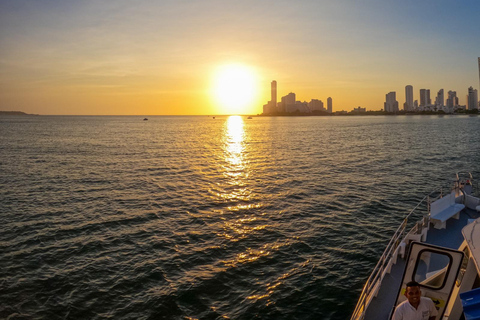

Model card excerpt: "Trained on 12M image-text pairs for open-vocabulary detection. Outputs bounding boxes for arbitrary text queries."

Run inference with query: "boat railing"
[350,190,442,320]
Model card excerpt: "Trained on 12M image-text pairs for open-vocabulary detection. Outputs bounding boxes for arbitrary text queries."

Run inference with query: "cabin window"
[456,247,470,287]
[413,249,452,290]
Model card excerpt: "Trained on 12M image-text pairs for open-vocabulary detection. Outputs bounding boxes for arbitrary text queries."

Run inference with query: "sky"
[1,0,479,115]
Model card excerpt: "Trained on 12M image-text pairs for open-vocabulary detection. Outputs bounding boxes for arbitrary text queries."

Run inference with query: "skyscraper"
[271,80,277,108]
[263,80,278,114]
[468,86,478,110]
[384,92,399,113]
[419,89,431,107]
[420,89,426,107]
[405,85,413,111]
[308,99,324,112]
[327,97,332,113]
[478,57,480,107]
[446,91,458,109]
[283,92,295,105]
[282,93,298,113]
[435,89,444,108]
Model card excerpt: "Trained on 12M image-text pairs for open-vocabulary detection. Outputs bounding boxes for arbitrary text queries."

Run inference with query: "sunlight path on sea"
[217,116,293,309]
[223,116,247,195]
[220,116,265,243]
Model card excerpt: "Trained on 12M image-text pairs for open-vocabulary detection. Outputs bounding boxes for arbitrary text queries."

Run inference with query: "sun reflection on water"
[218,116,260,236]
[223,115,245,170]
[217,116,285,303]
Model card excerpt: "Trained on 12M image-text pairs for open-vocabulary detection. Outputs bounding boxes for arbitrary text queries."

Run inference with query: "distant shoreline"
[0,111,39,116]
[259,110,479,117]
[0,111,477,117]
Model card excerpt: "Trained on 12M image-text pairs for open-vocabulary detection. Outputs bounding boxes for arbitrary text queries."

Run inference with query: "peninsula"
[0,111,38,116]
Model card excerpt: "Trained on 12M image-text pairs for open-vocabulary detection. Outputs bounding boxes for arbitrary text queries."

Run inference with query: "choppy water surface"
[1,115,480,320]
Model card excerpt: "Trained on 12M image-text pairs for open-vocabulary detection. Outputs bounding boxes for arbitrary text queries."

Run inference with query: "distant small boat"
[143,118,148,121]
[247,116,253,119]
[212,116,215,119]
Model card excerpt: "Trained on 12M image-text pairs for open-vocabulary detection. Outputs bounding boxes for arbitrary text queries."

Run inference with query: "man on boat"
[392,281,438,320]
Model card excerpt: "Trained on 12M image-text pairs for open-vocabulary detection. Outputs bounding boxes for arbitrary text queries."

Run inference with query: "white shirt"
[392,297,438,320]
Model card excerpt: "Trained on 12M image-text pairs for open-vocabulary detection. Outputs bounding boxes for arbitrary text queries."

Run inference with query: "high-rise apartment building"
[468,86,478,110]
[308,99,324,112]
[419,89,431,107]
[263,80,278,114]
[420,89,426,107]
[327,97,332,113]
[277,92,296,113]
[405,85,414,111]
[271,81,277,107]
[435,89,444,108]
[446,91,459,109]
[283,93,295,105]
[478,57,480,107]
[384,92,399,113]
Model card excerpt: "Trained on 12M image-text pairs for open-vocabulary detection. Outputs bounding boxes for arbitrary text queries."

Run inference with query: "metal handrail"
[351,174,475,319]
[350,190,442,320]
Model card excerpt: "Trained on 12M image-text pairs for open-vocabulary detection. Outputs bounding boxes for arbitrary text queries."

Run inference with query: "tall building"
[271,81,277,107]
[478,57,480,107]
[405,85,414,111]
[308,99,324,112]
[263,80,278,114]
[291,101,310,113]
[420,89,426,107]
[283,92,295,105]
[384,92,399,113]
[446,91,459,109]
[419,89,431,107]
[278,92,296,113]
[435,89,444,108]
[468,86,478,110]
[327,97,332,113]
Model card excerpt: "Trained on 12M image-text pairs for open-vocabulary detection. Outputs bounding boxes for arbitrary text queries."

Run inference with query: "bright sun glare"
[212,64,258,114]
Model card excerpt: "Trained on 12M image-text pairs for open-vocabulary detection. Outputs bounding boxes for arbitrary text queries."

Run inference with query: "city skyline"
[387,81,479,112]
[263,80,332,114]
[263,77,479,115]
[1,1,479,115]
[382,85,478,114]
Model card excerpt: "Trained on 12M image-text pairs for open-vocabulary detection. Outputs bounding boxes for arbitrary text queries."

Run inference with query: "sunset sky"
[1,0,479,115]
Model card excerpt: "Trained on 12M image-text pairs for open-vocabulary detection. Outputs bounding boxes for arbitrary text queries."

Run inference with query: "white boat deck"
[363,206,480,320]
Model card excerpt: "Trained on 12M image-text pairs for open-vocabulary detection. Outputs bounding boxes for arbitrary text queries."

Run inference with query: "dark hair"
[406,281,420,288]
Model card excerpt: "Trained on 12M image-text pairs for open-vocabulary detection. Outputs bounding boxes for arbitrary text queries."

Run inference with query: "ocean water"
[1,115,480,320]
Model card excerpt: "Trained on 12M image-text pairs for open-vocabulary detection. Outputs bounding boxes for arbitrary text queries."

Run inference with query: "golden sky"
[1,1,479,115]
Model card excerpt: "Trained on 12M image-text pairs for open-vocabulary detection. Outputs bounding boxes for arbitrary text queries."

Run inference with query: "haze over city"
[1,0,479,115]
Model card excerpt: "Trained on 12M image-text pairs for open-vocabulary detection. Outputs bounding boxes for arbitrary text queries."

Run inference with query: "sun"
[212,64,259,114]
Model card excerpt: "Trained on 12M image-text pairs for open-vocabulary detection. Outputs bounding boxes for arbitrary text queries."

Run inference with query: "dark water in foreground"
[1,115,480,320]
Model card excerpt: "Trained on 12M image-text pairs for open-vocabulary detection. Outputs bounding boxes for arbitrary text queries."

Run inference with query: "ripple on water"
[1,115,480,319]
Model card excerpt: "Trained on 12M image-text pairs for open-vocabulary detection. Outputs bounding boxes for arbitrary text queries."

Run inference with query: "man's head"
[404,281,421,307]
